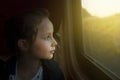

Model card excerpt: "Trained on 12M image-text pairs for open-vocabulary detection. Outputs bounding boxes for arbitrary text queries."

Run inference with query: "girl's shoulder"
[0,59,5,80]
[42,59,60,71]
[5,58,65,80]
[42,59,65,80]
[5,56,16,71]
[5,57,16,76]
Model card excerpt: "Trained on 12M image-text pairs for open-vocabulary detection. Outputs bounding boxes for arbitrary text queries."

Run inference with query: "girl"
[4,9,65,80]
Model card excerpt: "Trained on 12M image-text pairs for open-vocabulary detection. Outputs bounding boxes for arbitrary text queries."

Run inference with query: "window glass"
[82,0,120,78]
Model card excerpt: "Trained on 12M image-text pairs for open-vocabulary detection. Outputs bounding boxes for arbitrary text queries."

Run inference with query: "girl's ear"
[17,39,29,51]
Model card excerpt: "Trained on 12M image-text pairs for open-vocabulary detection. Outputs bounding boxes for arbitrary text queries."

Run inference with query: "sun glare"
[82,0,120,17]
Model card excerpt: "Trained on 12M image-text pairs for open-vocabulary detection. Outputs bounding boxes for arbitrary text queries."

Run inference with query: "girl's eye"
[45,35,51,40]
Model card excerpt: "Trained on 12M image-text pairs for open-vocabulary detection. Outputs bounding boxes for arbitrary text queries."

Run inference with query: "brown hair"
[4,9,49,54]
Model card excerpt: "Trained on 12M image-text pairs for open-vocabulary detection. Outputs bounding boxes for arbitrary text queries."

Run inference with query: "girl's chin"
[37,53,54,60]
[47,54,54,59]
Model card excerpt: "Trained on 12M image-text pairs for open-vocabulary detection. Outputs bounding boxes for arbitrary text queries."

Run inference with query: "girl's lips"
[50,50,55,54]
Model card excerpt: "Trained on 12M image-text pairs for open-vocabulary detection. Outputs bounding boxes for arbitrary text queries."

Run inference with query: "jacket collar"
[6,57,54,80]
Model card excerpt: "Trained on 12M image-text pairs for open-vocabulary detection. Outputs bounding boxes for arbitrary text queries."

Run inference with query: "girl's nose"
[52,38,58,47]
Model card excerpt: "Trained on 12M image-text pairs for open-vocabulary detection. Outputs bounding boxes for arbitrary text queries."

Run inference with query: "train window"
[81,0,120,79]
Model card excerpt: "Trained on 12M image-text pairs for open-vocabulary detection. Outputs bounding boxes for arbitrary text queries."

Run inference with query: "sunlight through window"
[82,0,120,17]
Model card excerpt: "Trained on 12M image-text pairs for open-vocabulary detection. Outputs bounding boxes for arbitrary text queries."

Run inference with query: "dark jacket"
[0,59,5,80]
[4,57,65,80]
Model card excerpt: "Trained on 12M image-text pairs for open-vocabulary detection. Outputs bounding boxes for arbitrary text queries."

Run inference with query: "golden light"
[82,0,120,17]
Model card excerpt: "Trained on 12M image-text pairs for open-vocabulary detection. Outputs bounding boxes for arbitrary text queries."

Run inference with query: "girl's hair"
[4,9,49,54]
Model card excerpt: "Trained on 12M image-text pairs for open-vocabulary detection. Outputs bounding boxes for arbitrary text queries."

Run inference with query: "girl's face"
[28,18,57,60]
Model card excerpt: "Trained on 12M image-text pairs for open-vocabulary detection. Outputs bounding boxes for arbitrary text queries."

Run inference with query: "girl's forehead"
[37,18,54,34]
